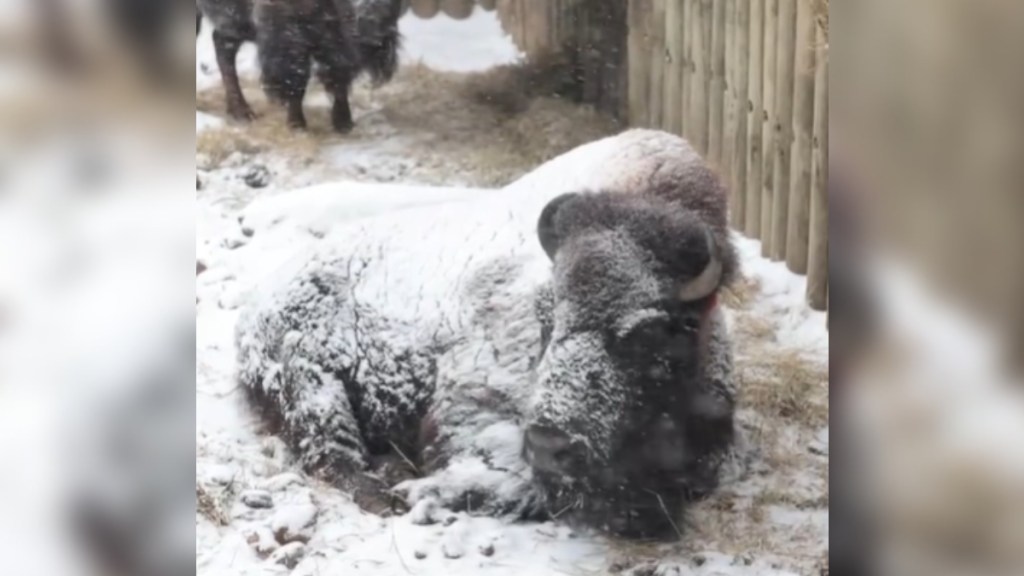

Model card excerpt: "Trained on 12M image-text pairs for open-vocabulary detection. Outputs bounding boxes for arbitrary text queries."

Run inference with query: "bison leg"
[329,85,354,134]
[212,29,256,121]
[284,88,308,130]
[255,7,312,130]
[310,14,358,134]
[241,339,370,480]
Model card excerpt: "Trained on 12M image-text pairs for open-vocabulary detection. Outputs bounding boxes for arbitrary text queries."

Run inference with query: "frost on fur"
[234,129,748,538]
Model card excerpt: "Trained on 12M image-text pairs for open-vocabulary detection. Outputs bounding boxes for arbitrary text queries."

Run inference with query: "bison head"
[524,191,736,538]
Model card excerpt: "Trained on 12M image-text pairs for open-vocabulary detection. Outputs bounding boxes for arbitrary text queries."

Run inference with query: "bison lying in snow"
[197,0,402,132]
[235,130,745,538]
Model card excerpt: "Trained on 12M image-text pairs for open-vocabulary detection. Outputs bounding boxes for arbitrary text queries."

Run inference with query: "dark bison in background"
[234,130,747,538]
[197,0,403,132]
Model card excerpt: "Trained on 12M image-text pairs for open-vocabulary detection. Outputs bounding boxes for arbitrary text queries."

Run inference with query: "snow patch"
[399,9,523,72]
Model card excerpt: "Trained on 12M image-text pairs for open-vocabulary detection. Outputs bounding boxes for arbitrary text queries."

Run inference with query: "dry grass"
[196,77,324,168]
[752,490,829,511]
[196,61,619,187]
[738,349,829,429]
[459,52,583,116]
[197,484,230,526]
[720,275,762,311]
[734,313,776,342]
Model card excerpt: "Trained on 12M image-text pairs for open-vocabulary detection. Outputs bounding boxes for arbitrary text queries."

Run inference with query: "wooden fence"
[405,0,829,313]
[484,0,828,313]
[629,0,828,312]
[405,0,495,19]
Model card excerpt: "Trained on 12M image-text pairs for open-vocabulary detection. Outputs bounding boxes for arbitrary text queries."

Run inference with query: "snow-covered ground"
[196,7,829,576]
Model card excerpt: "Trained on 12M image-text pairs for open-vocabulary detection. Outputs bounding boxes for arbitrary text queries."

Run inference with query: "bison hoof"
[228,104,257,122]
[332,119,354,134]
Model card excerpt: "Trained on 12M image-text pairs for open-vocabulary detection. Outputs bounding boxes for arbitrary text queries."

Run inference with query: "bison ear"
[537,193,579,260]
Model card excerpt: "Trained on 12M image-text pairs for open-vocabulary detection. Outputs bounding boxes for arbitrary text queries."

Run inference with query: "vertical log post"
[690,0,712,154]
[730,0,750,229]
[664,0,686,135]
[648,0,667,128]
[745,0,765,238]
[806,23,828,311]
[708,0,727,168]
[628,0,653,126]
[769,0,797,262]
[786,0,817,273]
[440,0,474,20]
[410,0,441,19]
[681,0,694,136]
[760,0,778,256]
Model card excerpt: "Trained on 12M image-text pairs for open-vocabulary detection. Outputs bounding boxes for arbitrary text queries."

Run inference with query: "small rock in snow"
[243,164,271,188]
[196,260,207,276]
[271,503,318,544]
[261,437,290,461]
[622,563,659,576]
[244,525,279,558]
[241,489,273,509]
[442,541,464,559]
[408,497,439,525]
[442,515,458,527]
[241,225,255,237]
[270,542,306,569]
[809,427,829,456]
[535,526,557,538]
[732,553,754,566]
[478,543,495,557]
[414,550,427,560]
[223,236,246,250]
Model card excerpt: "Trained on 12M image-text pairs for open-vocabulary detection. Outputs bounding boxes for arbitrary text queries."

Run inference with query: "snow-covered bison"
[197,0,402,131]
[235,130,744,538]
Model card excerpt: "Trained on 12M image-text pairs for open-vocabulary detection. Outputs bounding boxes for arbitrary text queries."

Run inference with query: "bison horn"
[677,229,722,302]
[537,192,580,260]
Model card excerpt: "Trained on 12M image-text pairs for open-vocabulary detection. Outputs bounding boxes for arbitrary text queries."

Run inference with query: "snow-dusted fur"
[196,0,402,131]
[235,130,744,538]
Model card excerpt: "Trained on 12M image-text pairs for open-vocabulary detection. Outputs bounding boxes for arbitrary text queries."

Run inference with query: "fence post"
[806,23,828,311]
[723,0,735,188]
[689,0,711,154]
[760,0,778,256]
[681,0,693,136]
[410,0,441,18]
[440,0,474,19]
[708,0,727,168]
[786,0,817,273]
[745,0,764,238]
[628,0,648,126]
[769,0,796,262]
[664,0,685,135]
[648,0,667,128]
[730,0,749,230]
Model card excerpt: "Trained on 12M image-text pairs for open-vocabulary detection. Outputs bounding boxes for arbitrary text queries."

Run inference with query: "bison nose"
[525,425,586,476]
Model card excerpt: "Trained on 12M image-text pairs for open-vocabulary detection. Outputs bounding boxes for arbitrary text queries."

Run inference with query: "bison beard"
[234,131,744,539]
[196,0,402,131]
